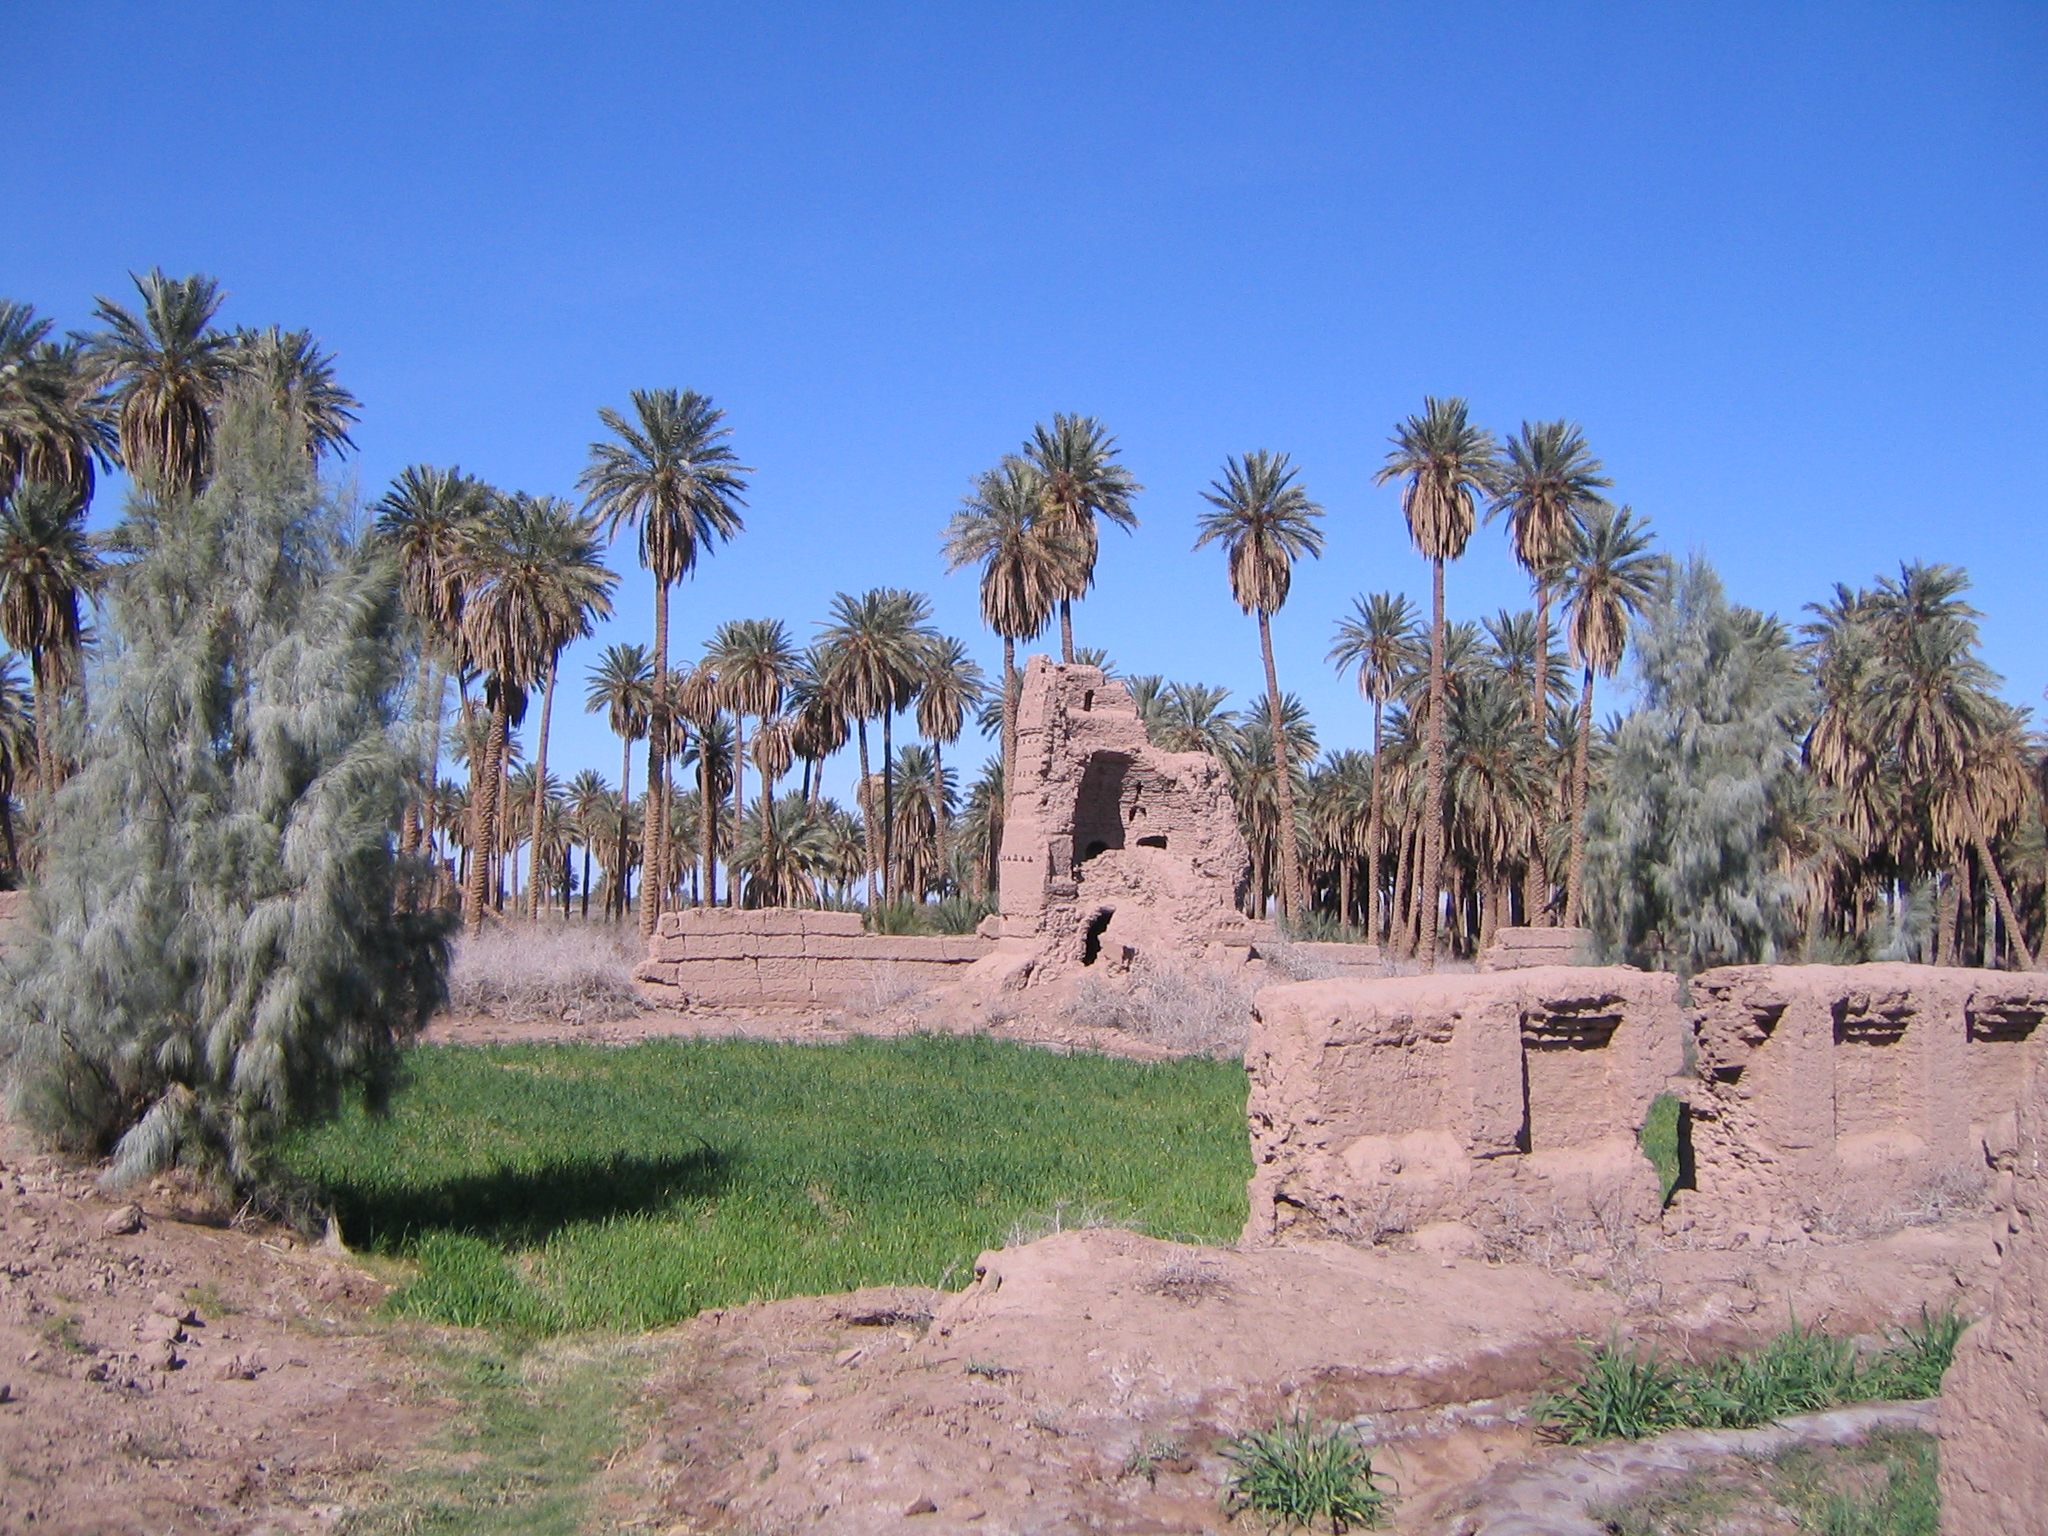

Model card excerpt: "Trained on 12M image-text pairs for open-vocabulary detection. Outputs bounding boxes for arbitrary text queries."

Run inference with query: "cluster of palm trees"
[7,270,2045,973]
[0,273,362,864]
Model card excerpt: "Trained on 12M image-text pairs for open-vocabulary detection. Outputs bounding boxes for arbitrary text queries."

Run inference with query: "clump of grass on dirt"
[1536,1309,1967,1444]
[286,1033,1249,1334]
[1221,1413,1391,1532]
[1592,1426,1937,1536]
[445,923,643,1025]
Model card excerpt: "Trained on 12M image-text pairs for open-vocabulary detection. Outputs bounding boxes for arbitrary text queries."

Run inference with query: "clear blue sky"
[7,4,2044,799]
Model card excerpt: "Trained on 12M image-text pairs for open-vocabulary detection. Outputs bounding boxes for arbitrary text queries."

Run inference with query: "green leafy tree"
[1196,450,1326,920]
[0,392,448,1195]
[1584,557,1812,970]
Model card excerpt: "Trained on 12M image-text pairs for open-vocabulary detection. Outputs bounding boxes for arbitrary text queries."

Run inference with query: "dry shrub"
[446,924,643,1025]
[1061,959,1255,1057]
[1004,1198,1127,1247]
[1803,1160,1992,1239]
[1142,1254,1233,1305]
[841,963,928,1020]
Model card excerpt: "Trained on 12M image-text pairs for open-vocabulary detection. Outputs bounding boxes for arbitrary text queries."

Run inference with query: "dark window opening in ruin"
[1082,690,1094,711]
[1082,909,1112,966]
[1136,834,1167,849]
[1072,751,1132,869]
[1968,1006,2044,1044]
[1514,1050,1532,1154]
[1672,1101,1697,1200]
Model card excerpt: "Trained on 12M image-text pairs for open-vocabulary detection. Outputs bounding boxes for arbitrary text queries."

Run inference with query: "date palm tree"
[227,326,360,464]
[1,301,116,510]
[942,457,1076,781]
[1329,591,1423,946]
[1490,421,1610,924]
[1153,682,1239,756]
[1559,505,1664,926]
[86,269,237,499]
[0,481,98,802]
[705,616,799,889]
[376,465,492,860]
[459,495,616,930]
[914,634,986,894]
[788,645,850,811]
[1376,397,1498,968]
[0,654,33,876]
[584,643,654,919]
[1022,415,1141,662]
[580,388,749,934]
[564,769,613,920]
[818,588,932,907]
[1196,450,1326,920]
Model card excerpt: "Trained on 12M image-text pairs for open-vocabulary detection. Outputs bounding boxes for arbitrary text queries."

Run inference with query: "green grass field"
[285,1034,1252,1334]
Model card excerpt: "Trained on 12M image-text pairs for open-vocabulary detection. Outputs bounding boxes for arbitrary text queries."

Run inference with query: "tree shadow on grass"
[327,1143,731,1252]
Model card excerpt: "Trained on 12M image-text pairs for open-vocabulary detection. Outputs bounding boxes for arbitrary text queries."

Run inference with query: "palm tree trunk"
[1002,637,1018,789]
[881,710,896,902]
[700,747,717,908]
[1565,667,1596,927]
[527,659,558,921]
[581,838,592,920]
[644,580,671,937]
[1339,858,1352,930]
[1059,601,1074,664]
[932,742,950,897]
[1526,585,1553,926]
[729,714,747,907]
[1420,559,1449,970]
[1971,818,2035,969]
[856,720,877,909]
[464,699,507,933]
[1367,703,1385,948]
[495,726,513,913]
[1258,609,1302,923]
[614,738,632,921]
[1937,869,1960,966]
[1392,813,1414,958]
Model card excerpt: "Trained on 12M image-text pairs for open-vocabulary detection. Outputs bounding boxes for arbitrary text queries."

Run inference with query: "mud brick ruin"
[1687,963,2048,1235]
[1940,1007,2048,1534]
[1243,967,1685,1245]
[993,657,1255,980]
[634,908,988,1007]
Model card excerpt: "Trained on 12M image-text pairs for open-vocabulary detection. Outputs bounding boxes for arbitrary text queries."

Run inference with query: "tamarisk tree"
[0,393,448,1195]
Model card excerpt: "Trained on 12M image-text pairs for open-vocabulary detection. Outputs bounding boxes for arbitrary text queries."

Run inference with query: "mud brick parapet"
[1242,966,1683,1246]
[1687,963,2048,1232]
[1940,1022,2048,1533]
[635,907,990,1008]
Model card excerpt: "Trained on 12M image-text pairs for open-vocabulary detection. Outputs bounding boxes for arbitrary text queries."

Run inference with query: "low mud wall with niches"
[635,908,990,1009]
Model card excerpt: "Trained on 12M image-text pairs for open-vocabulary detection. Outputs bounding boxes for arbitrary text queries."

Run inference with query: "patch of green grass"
[1221,1413,1391,1532]
[1640,1092,1684,1205]
[335,1334,658,1536]
[1589,1429,1937,1536]
[285,1033,1249,1334]
[1537,1310,1967,1444]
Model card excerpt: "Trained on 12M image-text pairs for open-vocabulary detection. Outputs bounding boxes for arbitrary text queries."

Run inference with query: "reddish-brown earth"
[0,1123,437,1535]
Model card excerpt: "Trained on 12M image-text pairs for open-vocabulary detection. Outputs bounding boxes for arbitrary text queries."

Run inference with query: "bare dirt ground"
[0,1121,439,1535]
[590,1223,1994,1535]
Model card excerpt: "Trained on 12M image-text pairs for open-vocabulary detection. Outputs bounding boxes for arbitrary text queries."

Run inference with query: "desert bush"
[447,924,642,1024]
[1535,1337,1692,1443]
[1061,959,1255,1057]
[0,394,448,1196]
[1221,1413,1390,1532]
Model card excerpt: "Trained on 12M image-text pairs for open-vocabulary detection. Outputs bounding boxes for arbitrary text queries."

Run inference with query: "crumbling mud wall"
[1687,964,2048,1234]
[995,659,1254,983]
[634,908,987,1009]
[1940,1038,2048,1534]
[1243,967,1684,1246]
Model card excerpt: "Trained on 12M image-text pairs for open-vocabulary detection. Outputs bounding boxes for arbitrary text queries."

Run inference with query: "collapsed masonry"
[1244,962,2048,1251]
[991,658,1254,981]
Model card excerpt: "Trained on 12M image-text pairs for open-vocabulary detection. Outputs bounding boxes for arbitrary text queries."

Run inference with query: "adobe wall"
[1686,964,2048,1233]
[634,908,988,1009]
[1940,1031,2048,1533]
[1243,967,1684,1246]
[996,658,1253,981]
